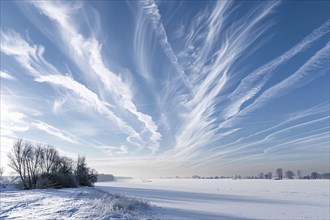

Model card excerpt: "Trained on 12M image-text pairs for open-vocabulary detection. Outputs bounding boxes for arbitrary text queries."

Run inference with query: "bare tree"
[29,145,44,187]
[267,172,272,179]
[258,172,264,179]
[88,168,98,185]
[276,168,283,180]
[76,156,88,185]
[22,143,35,189]
[8,140,98,189]
[8,140,28,189]
[75,156,97,186]
[311,172,320,179]
[285,170,295,179]
[9,140,51,189]
[297,170,302,179]
[58,156,75,174]
[42,145,59,173]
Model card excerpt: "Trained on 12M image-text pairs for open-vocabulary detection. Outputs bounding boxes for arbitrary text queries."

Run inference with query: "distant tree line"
[235,168,328,180]
[191,168,329,180]
[253,168,328,180]
[275,168,328,180]
[8,139,98,190]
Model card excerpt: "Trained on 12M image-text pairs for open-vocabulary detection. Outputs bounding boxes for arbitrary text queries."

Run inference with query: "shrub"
[36,173,77,189]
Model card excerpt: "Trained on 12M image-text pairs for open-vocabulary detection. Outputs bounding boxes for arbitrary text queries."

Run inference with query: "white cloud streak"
[140,0,191,87]
[171,1,280,159]
[32,1,161,153]
[223,20,330,120]
[235,41,330,119]
[32,120,80,144]
[1,29,147,150]
[1,30,61,79]
[34,74,146,149]
[0,70,16,80]
[204,114,330,166]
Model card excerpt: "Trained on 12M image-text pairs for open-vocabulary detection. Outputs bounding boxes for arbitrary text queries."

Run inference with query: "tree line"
[274,168,325,180]
[229,168,328,180]
[252,168,326,180]
[7,139,97,190]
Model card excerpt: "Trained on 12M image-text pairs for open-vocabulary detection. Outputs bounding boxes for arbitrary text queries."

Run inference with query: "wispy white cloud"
[52,98,67,114]
[140,0,191,87]
[1,30,59,78]
[1,93,85,146]
[214,129,329,166]
[190,101,329,165]
[1,29,146,150]
[243,101,329,142]
[203,114,329,167]
[2,0,329,176]
[1,30,39,76]
[32,1,161,153]
[223,20,330,120]
[0,70,16,80]
[32,120,80,144]
[231,130,330,165]
[0,102,30,136]
[171,1,280,158]
[237,41,329,118]
[97,145,129,156]
[34,74,146,149]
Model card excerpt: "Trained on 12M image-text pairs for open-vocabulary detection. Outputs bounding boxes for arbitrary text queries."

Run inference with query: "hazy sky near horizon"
[1,1,329,177]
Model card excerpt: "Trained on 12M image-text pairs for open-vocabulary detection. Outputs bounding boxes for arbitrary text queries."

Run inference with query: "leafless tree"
[8,140,52,188]
[24,144,34,188]
[8,140,29,189]
[285,170,295,179]
[311,172,320,179]
[58,156,75,174]
[29,144,44,187]
[75,156,97,186]
[297,170,302,179]
[276,168,283,180]
[267,172,272,179]
[8,140,97,189]
[42,145,59,173]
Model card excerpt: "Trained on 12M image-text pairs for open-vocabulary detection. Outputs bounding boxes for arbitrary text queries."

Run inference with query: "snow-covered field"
[0,185,150,219]
[97,179,330,219]
[1,179,329,219]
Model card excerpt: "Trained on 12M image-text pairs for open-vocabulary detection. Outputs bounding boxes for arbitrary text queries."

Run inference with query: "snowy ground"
[0,185,150,219]
[1,179,329,219]
[97,179,330,219]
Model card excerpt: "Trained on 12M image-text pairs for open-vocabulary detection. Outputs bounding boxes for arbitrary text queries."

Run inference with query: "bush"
[93,193,150,215]
[36,173,77,189]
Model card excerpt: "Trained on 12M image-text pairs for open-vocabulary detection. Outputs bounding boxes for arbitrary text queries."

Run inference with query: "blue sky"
[1,1,329,177]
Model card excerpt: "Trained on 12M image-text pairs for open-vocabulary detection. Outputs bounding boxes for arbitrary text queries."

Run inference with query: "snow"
[96,179,330,219]
[1,179,329,219]
[0,186,150,219]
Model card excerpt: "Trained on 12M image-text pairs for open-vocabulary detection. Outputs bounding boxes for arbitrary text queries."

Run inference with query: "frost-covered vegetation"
[0,187,151,219]
[7,139,97,189]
